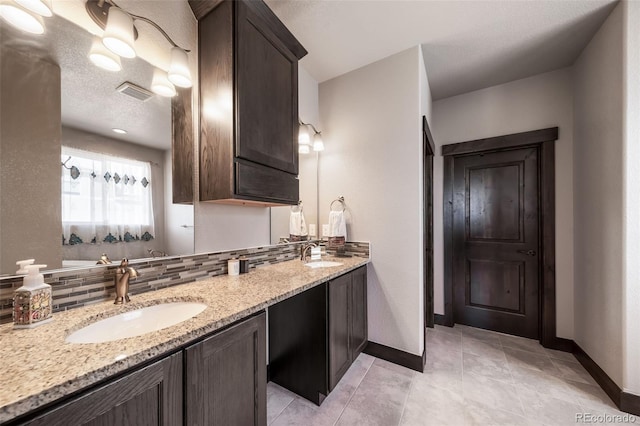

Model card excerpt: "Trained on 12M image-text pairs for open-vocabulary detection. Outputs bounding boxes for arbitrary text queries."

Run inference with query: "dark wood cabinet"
[22,352,183,426]
[328,266,368,389]
[185,312,266,426]
[270,266,368,405]
[192,0,307,206]
[14,314,267,426]
[350,266,368,358]
[328,273,351,391]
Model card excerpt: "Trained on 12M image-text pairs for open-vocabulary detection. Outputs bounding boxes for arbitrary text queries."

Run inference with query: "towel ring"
[330,196,345,212]
[291,201,303,213]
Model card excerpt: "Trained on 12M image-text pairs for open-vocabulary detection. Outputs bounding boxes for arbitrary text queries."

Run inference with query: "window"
[61,147,154,245]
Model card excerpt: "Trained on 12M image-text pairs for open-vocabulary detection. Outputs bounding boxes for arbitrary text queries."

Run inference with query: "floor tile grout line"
[504,344,528,417]
[332,355,376,426]
[268,394,295,426]
[396,373,416,426]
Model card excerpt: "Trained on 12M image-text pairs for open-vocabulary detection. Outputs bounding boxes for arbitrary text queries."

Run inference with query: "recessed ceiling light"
[112,128,127,134]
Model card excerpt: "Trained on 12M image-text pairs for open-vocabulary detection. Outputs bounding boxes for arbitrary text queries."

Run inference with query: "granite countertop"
[0,255,369,423]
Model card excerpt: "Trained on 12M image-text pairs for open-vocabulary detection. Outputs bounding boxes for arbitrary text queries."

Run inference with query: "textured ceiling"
[265,0,618,100]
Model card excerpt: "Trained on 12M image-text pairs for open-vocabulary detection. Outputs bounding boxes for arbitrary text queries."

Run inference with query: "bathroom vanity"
[0,256,368,425]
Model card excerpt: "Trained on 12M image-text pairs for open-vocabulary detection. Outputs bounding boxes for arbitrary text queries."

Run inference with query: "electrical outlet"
[308,224,316,236]
[322,224,329,237]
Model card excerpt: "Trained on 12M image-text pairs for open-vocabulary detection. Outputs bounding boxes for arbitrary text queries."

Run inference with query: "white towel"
[328,211,347,239]
[289,211,308,237]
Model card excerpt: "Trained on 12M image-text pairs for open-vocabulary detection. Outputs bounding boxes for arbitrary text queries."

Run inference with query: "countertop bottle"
[13,264,53,328]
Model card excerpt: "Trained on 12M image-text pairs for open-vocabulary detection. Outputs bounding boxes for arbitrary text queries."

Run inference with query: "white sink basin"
[66,302,207,344]
[304,261,343,269]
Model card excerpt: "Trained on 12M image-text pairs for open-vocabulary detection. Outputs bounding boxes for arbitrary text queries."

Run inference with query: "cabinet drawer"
[236,161,298,204]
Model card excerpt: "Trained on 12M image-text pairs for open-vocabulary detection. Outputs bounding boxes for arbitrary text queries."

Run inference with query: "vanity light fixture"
[85,0,192,92]
[102,6,136,59]
[14,0,51,17]
[151,68,176,98]
[298,124,311,154]
[299,144,311,155]
[0,0,47,35]
[89,36,122,72]
[167,46,192,88]
[313,132,325,152]
[299,120,324,154]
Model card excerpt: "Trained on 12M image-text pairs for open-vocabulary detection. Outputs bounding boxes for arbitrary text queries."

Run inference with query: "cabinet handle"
[516,250,537,256]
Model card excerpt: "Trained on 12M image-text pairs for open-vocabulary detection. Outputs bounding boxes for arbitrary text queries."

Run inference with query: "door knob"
[516,249,537,256]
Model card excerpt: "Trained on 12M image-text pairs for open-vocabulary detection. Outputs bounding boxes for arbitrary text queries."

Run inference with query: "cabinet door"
[329,273,351,391]
[236,0,299,175]
[185,312,266,426]
[350,266,368,358]
[23,353,182,426]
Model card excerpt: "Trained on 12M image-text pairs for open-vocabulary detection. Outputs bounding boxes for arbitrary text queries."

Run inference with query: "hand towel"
[328,210,347,247]
[289,210,308,241]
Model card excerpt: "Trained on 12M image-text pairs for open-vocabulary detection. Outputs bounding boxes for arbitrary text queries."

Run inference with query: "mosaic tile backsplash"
[0,241,370,324]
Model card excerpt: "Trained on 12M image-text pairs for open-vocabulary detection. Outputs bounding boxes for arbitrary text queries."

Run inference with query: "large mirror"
[270,67,321,245]
[0,1,195,275]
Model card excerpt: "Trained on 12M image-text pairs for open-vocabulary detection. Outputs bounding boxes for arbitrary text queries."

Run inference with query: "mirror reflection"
[0,3,194,276]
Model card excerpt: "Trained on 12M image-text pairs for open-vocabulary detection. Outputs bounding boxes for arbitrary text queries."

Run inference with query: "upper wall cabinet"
[190,0,307,206]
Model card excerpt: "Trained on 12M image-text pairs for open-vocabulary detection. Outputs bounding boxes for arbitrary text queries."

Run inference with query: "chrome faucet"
[97,253,112,265]
[114,258,138,304]
[147,248,167,258]
[300,243,318,262]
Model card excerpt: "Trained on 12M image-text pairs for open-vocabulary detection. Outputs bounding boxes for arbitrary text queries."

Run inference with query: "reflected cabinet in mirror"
[0,1,196,276]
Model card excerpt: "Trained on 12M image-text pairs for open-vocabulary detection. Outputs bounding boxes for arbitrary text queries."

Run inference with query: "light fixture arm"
[299,119,321,135]
[121,10,191,52]
[87,0,190,53]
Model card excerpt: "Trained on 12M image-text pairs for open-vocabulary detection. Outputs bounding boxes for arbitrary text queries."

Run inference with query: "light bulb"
[102,6,136,59]
[89,37,122,72]
[167,47,192,88]
[0,2,44,34]
[151,68,176,98]
[15,0,51,17]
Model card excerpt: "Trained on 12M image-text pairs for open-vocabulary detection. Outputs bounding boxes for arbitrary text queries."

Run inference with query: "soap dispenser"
[13,264,53,328]
[15,259,35,275]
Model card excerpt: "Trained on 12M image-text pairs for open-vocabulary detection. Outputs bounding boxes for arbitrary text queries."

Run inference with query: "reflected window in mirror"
[61,147,154,246]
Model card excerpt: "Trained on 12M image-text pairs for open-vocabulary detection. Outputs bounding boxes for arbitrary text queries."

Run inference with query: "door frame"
[423,116,435,333]
[442,127,560,348]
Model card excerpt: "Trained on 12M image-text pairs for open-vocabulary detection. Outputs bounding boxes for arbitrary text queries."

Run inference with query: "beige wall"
[0,47,62,274]
[623,0,640,396]
[61,126,168,261]
[432,68,575,339]
[319,46,429,355]
[573,4,624,387]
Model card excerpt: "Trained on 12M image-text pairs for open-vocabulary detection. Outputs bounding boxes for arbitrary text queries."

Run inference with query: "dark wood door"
[425,151,434,328]
[24,353,183,426]
[329,273,351,391]
[350,266,368,358]
[452,147,540,338]
[236,0,298,175]
[185,312,266,426]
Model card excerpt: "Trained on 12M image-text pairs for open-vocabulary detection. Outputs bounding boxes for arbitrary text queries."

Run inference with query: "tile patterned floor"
[267,324,632,425]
